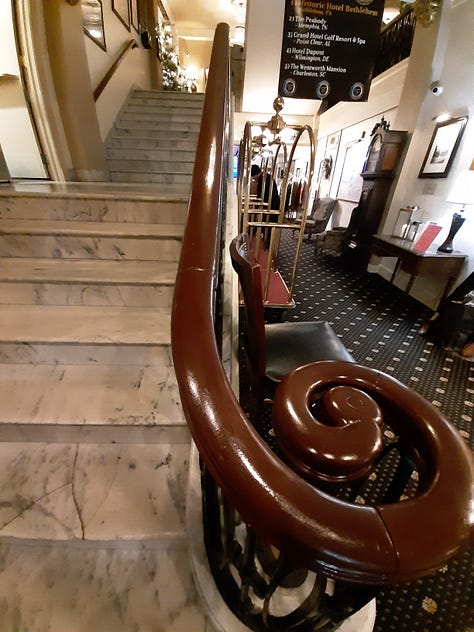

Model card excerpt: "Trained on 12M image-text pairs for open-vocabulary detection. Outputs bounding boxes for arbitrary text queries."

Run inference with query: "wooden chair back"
[230,234,266,420]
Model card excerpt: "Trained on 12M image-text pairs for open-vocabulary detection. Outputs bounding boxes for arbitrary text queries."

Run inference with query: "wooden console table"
[371,235,466,306]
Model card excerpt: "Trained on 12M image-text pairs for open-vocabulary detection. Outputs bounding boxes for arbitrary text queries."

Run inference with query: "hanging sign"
[278,0,384,104]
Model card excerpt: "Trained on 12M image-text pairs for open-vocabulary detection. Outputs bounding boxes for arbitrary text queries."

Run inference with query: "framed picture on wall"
[130,0,139,33]
[419,116,468,178]
[336,140,367,202]
[81,0,106,51]
[327,130,341,150]
[112,0,131,31]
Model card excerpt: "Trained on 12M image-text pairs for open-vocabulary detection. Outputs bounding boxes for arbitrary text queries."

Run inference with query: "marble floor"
[0,442,214,631]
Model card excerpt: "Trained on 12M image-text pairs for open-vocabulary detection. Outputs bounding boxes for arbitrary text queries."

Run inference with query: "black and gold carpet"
[249,232,473,631]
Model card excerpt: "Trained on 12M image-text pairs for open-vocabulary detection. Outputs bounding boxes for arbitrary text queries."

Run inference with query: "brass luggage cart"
[237,102,315,311]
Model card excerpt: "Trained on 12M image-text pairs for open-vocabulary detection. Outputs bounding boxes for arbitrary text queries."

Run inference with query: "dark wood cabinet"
[343,119,407,267]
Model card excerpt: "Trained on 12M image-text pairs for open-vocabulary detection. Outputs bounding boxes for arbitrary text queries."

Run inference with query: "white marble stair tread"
[0,181,191,200]
[0,218,184,238]
[0,305,170,345]
[0,258,178,285]
[106,147,197,161]
[0,540,209,632]
[0,442,189,541]
[0,193,188,224]
[132,89,204,100]
[120,110,202,121]
[110,127,199,140]
[0,363,185,427]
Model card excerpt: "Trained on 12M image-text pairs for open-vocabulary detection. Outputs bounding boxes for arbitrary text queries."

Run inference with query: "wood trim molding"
[93,38,138,101]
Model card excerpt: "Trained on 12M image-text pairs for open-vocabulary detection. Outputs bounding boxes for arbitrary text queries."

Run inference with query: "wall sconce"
[403,0,442,26]
[413,0,442,26]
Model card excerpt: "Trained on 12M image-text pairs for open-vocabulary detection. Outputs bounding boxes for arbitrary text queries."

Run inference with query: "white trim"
[15,0,67,181]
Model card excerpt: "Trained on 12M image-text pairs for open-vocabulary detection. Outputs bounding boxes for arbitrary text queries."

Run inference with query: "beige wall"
[310,1,472,308]
[377,0,473,307]
[82,1,153,140]
[96,48,152,141]
[6,0,155,181]
[315,61,407,227]
[43,2,108,181]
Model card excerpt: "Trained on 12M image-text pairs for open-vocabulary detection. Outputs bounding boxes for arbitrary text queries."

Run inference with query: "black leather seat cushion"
[265,321,354,382]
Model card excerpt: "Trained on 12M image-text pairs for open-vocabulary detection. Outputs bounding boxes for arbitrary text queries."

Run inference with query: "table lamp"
[437,169,474,253]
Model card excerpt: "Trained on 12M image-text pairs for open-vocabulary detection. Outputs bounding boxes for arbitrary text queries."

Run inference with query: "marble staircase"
[106,89,204,188]
[0,185,212,630]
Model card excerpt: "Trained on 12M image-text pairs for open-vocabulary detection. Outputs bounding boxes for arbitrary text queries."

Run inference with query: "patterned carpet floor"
[248,232,473,631]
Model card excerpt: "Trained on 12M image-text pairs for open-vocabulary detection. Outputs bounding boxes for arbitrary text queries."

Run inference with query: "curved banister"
[171,23,473,587]
[93,39,138,102]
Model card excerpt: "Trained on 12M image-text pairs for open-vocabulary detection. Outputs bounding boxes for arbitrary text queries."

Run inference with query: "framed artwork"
[112,0,131,31]
[327,130,341,149]
[130,0,139,33]
[419,116,468,178]
[81,0,106,51]
[337,140,367,202]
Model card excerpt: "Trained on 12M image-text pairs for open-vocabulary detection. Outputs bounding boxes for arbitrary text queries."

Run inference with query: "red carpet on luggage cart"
[249,235,295,310]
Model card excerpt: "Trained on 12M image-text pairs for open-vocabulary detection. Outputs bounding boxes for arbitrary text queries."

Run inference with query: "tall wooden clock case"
[343,118,407,266]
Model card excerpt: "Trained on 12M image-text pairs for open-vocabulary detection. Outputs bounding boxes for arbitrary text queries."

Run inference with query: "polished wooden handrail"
[172,23,473,587]
[93,39,138,102]
[172,22,386,584]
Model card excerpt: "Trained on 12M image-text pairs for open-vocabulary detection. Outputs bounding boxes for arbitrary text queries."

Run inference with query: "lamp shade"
[447,169,474,206]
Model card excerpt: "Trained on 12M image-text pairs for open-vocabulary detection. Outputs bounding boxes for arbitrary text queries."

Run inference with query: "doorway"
[0,1,48,179]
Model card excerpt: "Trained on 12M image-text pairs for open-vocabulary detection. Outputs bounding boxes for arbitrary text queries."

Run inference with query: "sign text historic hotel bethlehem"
[278,0,384,103]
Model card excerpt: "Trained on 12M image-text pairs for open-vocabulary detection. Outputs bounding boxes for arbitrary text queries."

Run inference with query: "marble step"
[0,539,208,631]
[110,127,199,141]
[127,98,204,112]
[132,89,204,102]
[0,219,183,260]
[113,119,201,132]
[0,192,188,224]
[106,135,199,151]
[119,109,202,124]
[0,364,187,442]
[106,146,197,162]
[107,158,194,175]
[0,442,189,541]
[0,258,177,307]
[110,171,192,188]
[0,304,172,365]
